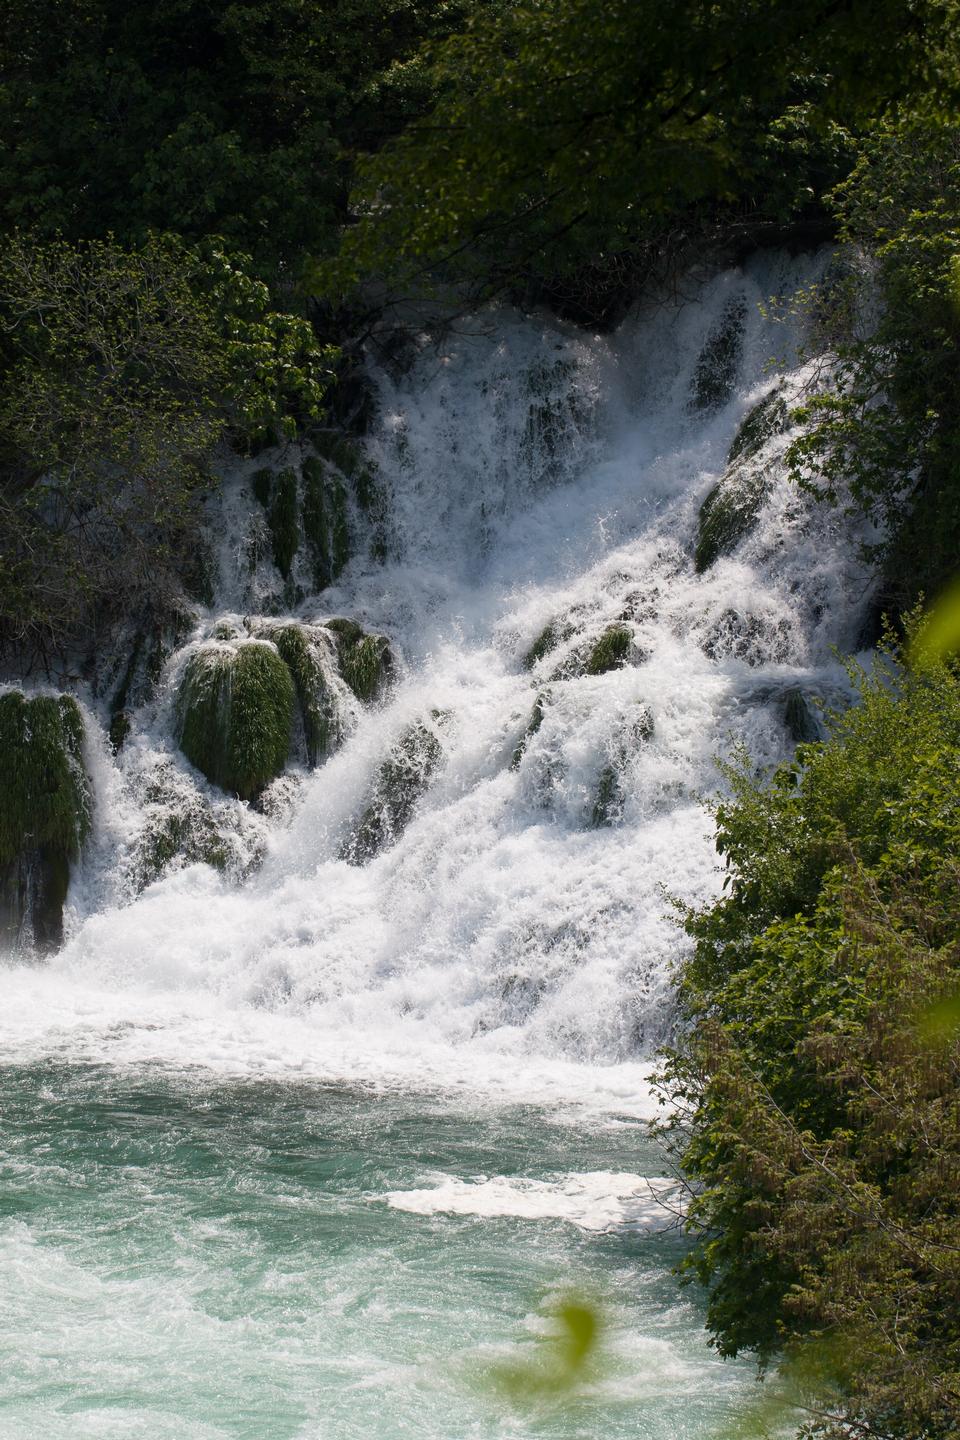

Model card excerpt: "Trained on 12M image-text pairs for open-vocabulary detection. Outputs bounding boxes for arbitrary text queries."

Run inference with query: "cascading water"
[0,250,876,1439]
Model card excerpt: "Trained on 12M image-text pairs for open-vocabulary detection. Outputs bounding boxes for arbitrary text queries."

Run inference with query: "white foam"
[3,249,876,1107]
[381,1171,684,1231]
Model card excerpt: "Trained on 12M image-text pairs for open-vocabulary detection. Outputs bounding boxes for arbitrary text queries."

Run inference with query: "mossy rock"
[302,455,350,590]
[694,466,769,573]
[251,466,300,582]
[591,765,621,827]
[522,620,576,670]
[727,388,790,466]
[312,431,364,478]
[590,703,654,826]
[342,717,445,863]
[584,625,632,676]
[135,797,232,890]
[0,692,90,950]
[260,622,337,766]
[325,619,392,702]
[177,640,295,800]
[269,468,299,580]
[783,687,821,743]
[691,296,747,413]
[511,693,547,770]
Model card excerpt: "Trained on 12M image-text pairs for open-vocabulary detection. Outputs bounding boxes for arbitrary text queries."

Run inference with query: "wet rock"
[0,692,90,951]
[727,387,790,466]
[783,686,821,742]
[701,609,791,667]
[511,692,548,770]
[342,716,446,863]
[690,296,747,413]
[591,703,654,826]
[694,465,769,573]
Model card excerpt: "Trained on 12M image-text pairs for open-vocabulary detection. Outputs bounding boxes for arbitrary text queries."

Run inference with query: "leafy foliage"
[0,0,474,272]
[333,0,957,305]
[658,639,960,1436]
[0,234,335,660]
[788,118,960,611]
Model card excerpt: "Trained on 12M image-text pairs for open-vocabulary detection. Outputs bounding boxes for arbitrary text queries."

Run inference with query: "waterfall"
[1,248,876,1110]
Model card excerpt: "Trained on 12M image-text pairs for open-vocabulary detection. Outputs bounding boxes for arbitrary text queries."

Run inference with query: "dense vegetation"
[658,635,960,1436]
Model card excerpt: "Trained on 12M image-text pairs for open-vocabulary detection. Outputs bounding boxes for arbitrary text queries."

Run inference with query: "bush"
[658,638,960,1436]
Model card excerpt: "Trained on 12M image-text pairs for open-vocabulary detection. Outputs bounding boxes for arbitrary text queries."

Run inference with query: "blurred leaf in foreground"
[908,577,960,666]
[486,1294,603,1404]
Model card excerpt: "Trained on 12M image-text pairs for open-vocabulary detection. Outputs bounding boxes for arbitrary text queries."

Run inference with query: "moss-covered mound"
[0,691,90,950]
[343,717,445,863]
[178,640,295,800]
[783,686,821,742]
[584,625,632,675]
[262,622,337,766]
[694,466,769,573]
[325,618,392,702]
[727,388,789,465]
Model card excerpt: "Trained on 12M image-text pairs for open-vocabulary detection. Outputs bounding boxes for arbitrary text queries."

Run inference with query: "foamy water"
[0,250,873,1438]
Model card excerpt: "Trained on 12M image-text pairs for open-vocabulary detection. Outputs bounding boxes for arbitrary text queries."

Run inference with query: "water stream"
[0,250,875,1438]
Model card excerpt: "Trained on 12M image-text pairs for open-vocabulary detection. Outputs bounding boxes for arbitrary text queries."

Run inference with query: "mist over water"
[0,250,875,1437]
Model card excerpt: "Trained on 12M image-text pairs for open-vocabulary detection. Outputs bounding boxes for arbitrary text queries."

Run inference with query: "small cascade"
[1,248,878,1099]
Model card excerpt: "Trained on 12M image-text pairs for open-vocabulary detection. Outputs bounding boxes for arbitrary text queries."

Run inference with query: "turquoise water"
[0,1065,754,1439]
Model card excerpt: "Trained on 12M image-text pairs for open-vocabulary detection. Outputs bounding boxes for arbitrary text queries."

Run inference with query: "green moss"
[343,719,444,863]
[301,456,332,589]
[252,467,273,508]
[511,693,547,769]
[268,467,299,580]
[727,388,789,465]
[783,687,820,743]
[584,625,632,675]
[691,296,747,413]
[523,621,572,669]
[313,431,363,478]
[178,640,294,800]
[694,466,769,573]
[326,620,392,702]
[330,479,350,579]
[136,802,232,889]
[0,692,90,950]
[266,623,336,766]
[301,455,351,588]
[0,692,90,865]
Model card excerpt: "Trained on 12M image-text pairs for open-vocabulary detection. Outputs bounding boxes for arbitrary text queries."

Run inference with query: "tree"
[332,0,959,310]
[658,638,960,1437]
[0,233,336,662]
